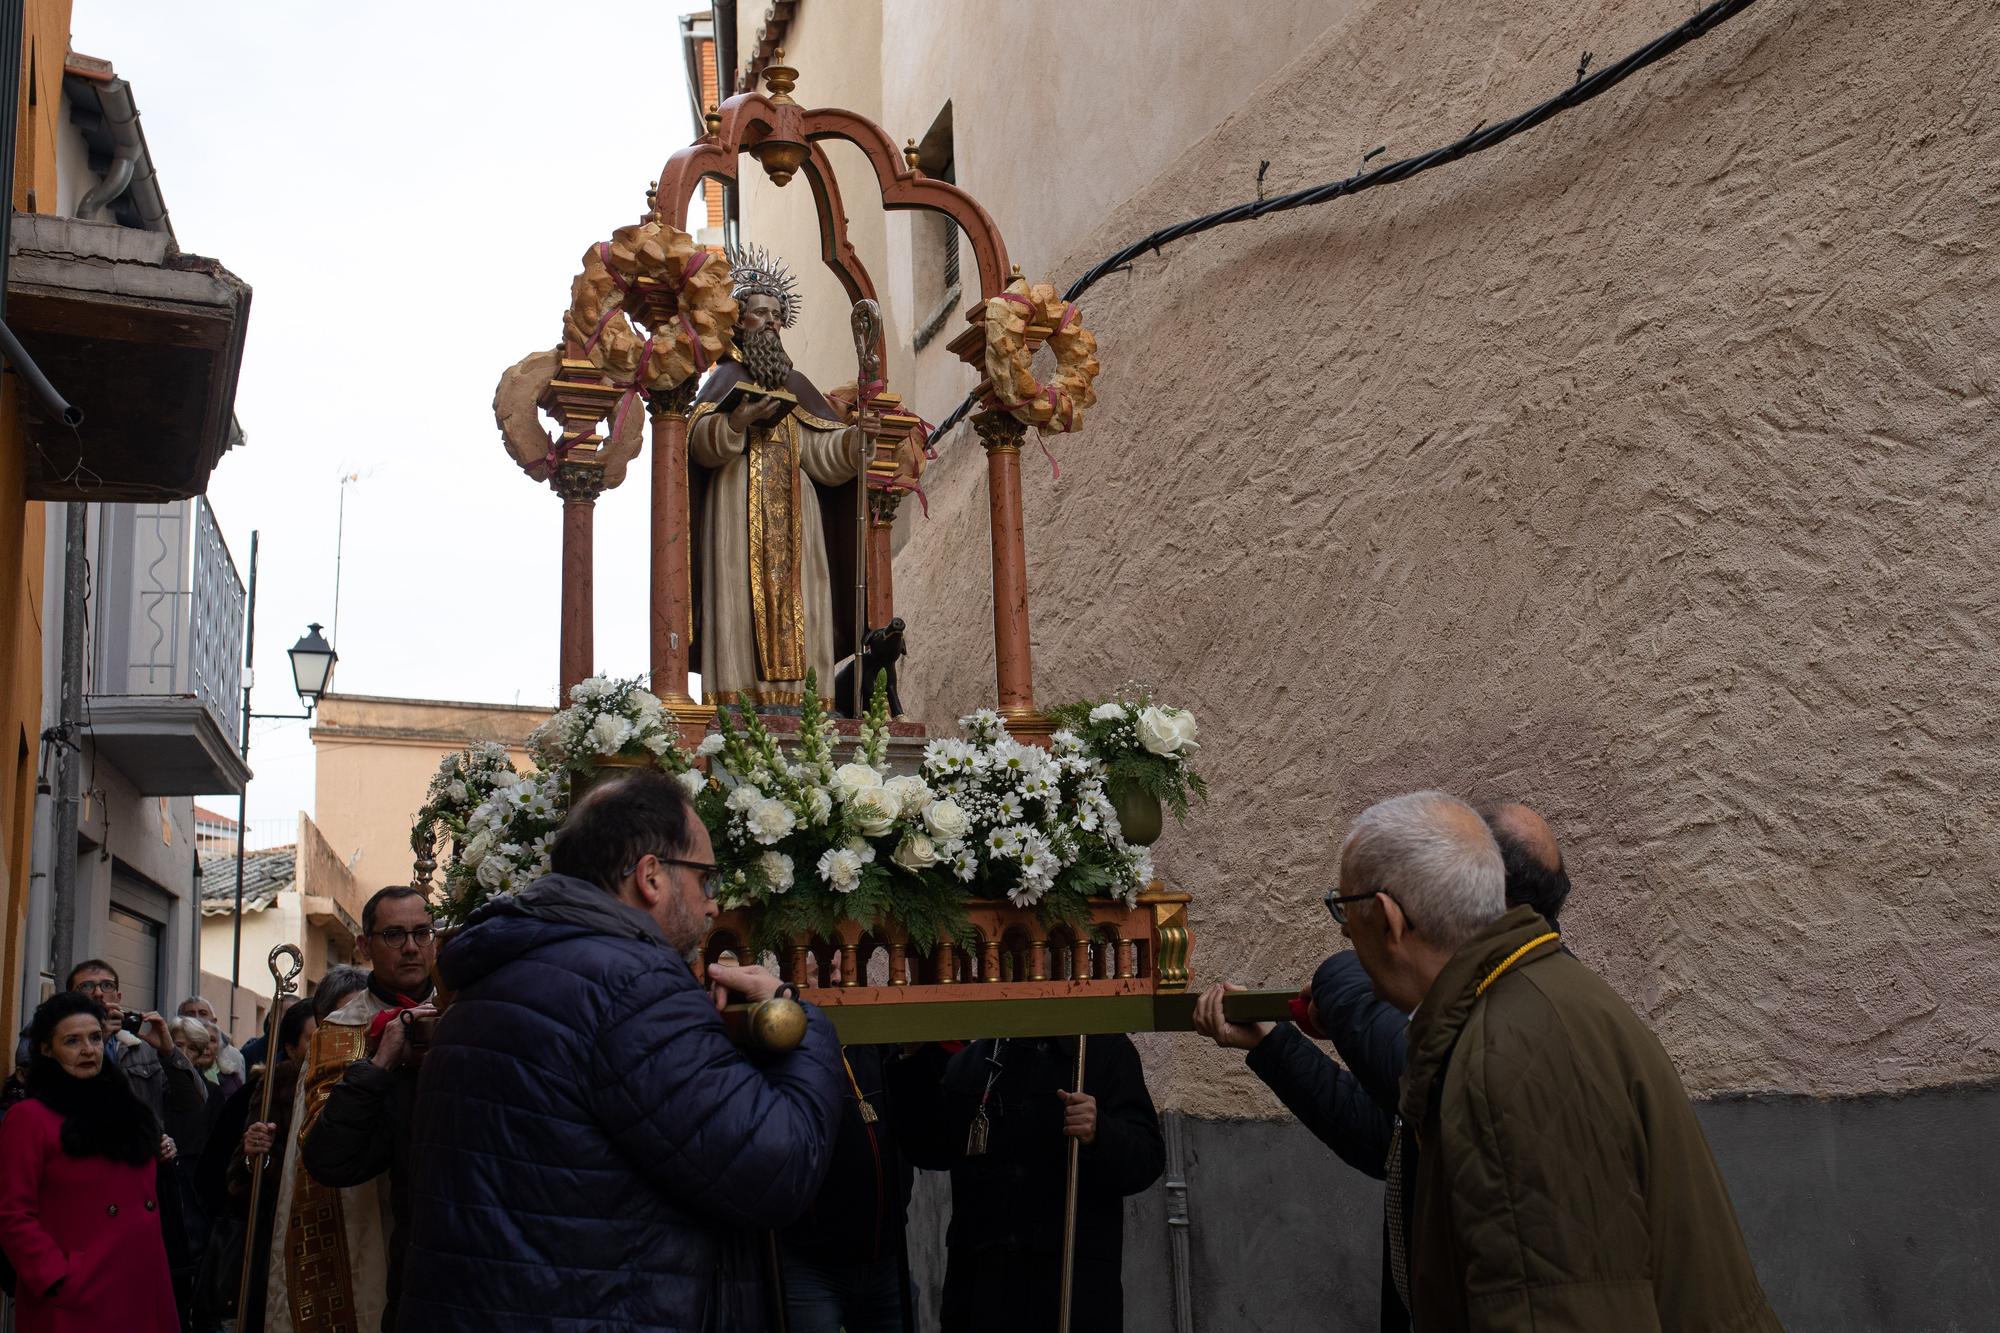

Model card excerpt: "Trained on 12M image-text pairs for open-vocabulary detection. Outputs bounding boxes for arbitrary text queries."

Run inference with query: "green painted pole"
[724,988,1297,1047]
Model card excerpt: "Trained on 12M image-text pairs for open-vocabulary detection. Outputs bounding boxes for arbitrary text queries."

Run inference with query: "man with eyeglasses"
[398,767,844,1333]
[1193,801,1574,1330]
[282,886,441,1332]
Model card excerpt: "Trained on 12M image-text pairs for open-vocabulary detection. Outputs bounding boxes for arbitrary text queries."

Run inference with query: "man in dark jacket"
[399,769,845,1333]
[1193,801,1572,1330]
[1340,790,1779,1331]
[888,1033,1164,1332]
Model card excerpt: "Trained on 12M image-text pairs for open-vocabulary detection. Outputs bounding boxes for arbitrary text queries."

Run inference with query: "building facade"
[2,31,250,1036]
[310,693,551,897]
[691,3,1999,1328]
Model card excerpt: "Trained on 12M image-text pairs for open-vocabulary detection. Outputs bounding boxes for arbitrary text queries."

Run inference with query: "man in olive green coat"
[1334,790,1780,1333]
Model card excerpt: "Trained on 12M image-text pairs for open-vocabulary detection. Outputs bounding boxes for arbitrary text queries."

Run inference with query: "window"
[911,102,960,352]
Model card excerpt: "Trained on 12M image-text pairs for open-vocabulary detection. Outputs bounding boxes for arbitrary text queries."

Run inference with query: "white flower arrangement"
[416,743,567,921]
[531,675,692,776]
[1048,690,1206,823]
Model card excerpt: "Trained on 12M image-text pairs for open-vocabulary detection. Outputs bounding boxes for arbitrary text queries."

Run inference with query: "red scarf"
[364,975,434,1040]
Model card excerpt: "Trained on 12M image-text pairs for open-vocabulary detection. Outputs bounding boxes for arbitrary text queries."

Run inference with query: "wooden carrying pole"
[848,300,882,717]
[235,943,303,1324]
[1059,1036,1087,1333]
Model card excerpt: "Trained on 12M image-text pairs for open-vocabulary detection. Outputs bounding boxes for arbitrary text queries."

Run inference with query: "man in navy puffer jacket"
[398,769,844,1332]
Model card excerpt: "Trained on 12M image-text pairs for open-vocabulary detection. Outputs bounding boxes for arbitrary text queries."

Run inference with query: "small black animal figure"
[834,617,907,718]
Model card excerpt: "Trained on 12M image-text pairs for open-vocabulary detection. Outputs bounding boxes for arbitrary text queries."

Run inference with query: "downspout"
[73,74,169,233]
[1162,1110,1196,1333]
[48,501,85,989]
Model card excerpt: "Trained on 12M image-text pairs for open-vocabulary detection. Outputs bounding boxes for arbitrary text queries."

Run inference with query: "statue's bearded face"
[737,294,794,389]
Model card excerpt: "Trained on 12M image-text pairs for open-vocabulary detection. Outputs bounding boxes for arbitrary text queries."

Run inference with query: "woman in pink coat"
[0,990,178,1332]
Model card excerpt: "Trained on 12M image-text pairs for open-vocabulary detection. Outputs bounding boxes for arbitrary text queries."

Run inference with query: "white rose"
[747,797,797,845]
[589,712,633,755]
[696,733,726,758]
[674,769,706,801]
[474,856,507,889]
[892,832,940,872]
[923,798,971,841]
[1135,705,1195,755]
[833,763,884,798]
[758,851,795,894]
[883,775,933,817]
[846,786,900,838]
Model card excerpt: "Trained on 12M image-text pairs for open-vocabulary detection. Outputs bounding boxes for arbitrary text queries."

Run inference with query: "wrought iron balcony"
[83,497,252,795]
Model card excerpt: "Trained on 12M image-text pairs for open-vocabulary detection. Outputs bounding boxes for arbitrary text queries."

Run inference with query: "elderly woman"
[0,991,178,1332]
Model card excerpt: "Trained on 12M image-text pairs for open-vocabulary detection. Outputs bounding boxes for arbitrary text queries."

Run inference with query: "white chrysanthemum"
[696,733,726,758]
[758,851,795,894]
[588,712,633,755]
[1005,877,1048,908]
[747,797,797,845]
[1089,702,1127,723]
[674,769,706,801]
[1016,831,1058,882]
[949,848,978,882]
[995,793,1024,824]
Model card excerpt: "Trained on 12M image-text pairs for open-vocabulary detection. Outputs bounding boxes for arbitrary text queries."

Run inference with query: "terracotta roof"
[198,845,295,914]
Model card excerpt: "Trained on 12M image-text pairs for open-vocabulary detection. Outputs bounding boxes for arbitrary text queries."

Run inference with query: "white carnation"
[696,733,726,757]
[758,851,795,894]
[816,846,867,893]
[1089,702,1127,723]
[726,784,763,813]
[746,797,797,845]
[674,769,706,801]
[589,712,634,755]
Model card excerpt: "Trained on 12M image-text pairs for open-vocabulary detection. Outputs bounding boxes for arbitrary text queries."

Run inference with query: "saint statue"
[689,243,861,710]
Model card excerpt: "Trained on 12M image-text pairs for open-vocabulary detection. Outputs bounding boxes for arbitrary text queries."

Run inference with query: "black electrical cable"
[926,0,1763,449]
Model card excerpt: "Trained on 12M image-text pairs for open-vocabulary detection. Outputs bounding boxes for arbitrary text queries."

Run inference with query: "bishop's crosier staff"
[236,943,303,1323]
[848,299,883,719]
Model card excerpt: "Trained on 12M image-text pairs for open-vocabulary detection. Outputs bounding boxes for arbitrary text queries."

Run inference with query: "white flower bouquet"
[415,742,567,922]
[530,675,700,785]
[1046,690,1206,823]
[701,670,974,953]
[921,710,1154,919]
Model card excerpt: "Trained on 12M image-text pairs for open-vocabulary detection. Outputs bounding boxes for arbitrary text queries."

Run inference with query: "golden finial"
[904,138,922,172]
[1010,263,1024,280]
[762,48,798,103]
[704,104,722,137]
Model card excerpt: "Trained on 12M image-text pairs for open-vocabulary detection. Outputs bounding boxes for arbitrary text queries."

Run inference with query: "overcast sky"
[71,1,709,847]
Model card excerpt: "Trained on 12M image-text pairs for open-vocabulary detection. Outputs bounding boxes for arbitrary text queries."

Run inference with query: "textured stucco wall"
[891,0,2000,1102]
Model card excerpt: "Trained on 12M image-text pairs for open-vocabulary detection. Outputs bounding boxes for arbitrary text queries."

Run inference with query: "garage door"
[104,903,164,1014]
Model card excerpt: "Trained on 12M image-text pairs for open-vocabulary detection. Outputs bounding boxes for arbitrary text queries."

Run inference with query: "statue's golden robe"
[689,398,857,707]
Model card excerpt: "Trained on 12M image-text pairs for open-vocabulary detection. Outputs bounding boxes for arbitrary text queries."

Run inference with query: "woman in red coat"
[0,990,178,1333]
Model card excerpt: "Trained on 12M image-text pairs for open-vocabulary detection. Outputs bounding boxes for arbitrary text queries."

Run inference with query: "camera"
[120,1010,145,1036]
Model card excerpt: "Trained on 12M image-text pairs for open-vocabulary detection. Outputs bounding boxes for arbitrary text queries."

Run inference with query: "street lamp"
[286,622,338,710]
[254,622,338,722]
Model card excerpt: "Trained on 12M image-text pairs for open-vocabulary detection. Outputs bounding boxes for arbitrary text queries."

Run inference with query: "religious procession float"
[415,55,1285,1048]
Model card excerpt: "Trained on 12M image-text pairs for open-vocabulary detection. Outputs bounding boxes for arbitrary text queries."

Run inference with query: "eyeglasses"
[1325,886,1424,928]
[367,925,437,948]
[73,979,119,996]
[625,855,721,901]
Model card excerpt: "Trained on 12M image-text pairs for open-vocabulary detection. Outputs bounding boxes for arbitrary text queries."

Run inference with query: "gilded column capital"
[648,379,699,418]
[973,411,1027,455]
[552,458,607,503]
[867,486,904,526]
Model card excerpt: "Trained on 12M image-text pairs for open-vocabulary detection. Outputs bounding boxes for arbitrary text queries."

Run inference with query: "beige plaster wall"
[891,0,2000,1106]
[311,695,549,895]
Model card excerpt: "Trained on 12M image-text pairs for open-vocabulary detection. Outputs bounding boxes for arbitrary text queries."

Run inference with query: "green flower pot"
[1110,779,1163,847]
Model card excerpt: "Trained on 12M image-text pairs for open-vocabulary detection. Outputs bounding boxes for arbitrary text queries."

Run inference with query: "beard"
[739,325,794,390]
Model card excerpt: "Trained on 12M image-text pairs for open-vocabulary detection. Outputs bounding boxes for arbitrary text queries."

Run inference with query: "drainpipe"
[1162,1110,1196,1333]
[72,74,170,233]
[48,501,86,989]
[0,0,21,284]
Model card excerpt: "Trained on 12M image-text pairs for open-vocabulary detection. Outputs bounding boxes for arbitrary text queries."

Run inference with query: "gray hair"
[313,964,371,1021]
[166,1015,212,1049]
[1341,790,1507,951]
